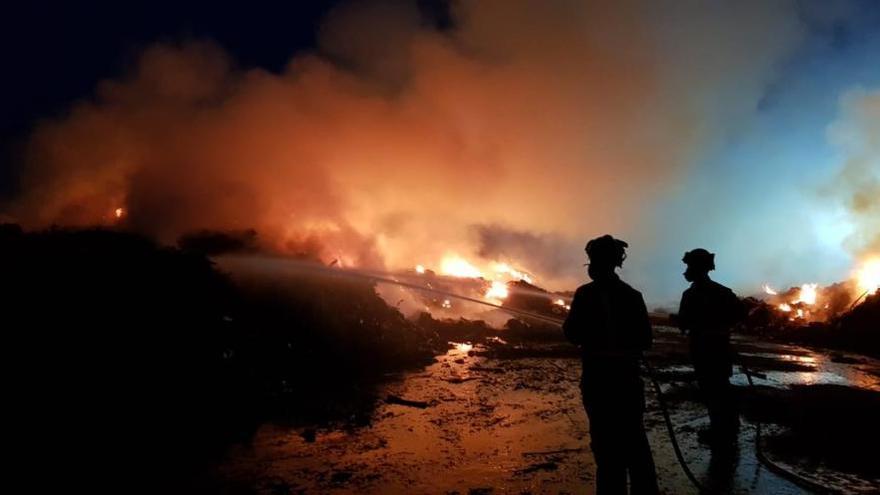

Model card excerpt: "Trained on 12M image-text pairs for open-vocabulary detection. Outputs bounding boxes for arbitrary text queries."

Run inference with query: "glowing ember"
[793,283,818,305]
[553,298,571,311]
[415,264,426,274]
[796,308,804,319]
[484,281,509,301]
[441,299,452,309]
[778,303,792,312]
[762,284,778,295]
[114,207,124,219]
[856,258,880,295]
[440,255,483,278]
[490,262,533,284]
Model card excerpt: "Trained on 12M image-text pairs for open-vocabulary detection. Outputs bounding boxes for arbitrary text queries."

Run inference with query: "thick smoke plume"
[7,0,802,289]
[828,89,880,257]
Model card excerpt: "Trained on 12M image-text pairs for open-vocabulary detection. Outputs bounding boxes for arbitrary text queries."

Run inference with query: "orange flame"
[440,255,483,278]
[856,258,880,295]
[484,281,509,301]
[793,283,818,305]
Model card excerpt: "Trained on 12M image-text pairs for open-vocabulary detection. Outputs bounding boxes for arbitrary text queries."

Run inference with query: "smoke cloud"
[828,88,880,256]
[7,0,804,289]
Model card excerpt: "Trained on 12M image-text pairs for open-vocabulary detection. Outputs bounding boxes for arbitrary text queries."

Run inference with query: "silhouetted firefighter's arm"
[562,287,585,345]
[677,290,692,336]
[635,292,653,351]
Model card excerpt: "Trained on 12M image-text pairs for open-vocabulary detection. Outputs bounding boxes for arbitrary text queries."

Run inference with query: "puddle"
[215,335,880,494]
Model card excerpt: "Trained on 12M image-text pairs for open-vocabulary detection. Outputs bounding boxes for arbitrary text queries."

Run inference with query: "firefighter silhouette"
[678,248,746,447]
[563,235,658,495]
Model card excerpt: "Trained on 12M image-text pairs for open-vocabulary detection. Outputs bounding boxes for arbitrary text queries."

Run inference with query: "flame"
[484,281,509,301]
[440,255,483,278]
[762,284,778,295]
[793,283,818,305]
[415,264,426,274]
[778,303,792,312]
[553,298,571,311]
[490,262,533,284]
[796,308,804,318]
[856,258,880,295]
[114,207,124,219]
[441,299,452,309]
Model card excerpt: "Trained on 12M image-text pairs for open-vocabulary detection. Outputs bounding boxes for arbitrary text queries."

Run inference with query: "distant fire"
[114,207,125,219]
[761,257,880,324]
[793,283,818,305]
[484,281,509,302]
[554,298,571,311]
[490,262,533,284]
[856,258,880,295]
[440,255,483,278]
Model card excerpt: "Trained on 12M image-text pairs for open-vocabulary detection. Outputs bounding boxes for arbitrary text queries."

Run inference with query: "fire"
[762,284,778,295]
[484,281,509,301]
[793,283,818,305]
[114,207,125,219]
[856,258,880,295]
[490,262,533,284]
[440,255,483,278]
[778,303,792,312]
[554,298,571,311]
[415,264,426,274]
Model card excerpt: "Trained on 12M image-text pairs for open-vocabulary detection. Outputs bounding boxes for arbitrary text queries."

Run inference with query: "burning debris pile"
[741,258,880,357]
[388,255,570,325]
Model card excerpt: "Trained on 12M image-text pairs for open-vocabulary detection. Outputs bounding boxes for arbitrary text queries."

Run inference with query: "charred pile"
[0,225,441,492]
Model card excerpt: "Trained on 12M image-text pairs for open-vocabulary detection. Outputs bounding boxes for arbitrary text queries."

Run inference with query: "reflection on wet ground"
[216,327,880,494]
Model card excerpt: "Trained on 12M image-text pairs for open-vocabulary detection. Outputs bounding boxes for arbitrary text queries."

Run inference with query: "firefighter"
[678,248,745,447]
[563,235,658,495]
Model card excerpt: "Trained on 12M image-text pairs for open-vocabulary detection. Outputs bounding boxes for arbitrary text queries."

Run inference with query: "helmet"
[682,248,715,271]
[585,234,628,268]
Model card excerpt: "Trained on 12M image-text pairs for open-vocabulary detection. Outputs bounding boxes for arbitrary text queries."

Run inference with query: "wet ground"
[214,327,880,494]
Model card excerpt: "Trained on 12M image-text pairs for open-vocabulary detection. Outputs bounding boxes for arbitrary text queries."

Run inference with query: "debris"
[385,395,431,409]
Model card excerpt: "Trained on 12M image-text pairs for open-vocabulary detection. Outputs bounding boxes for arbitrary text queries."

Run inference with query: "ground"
[210,327,880,494]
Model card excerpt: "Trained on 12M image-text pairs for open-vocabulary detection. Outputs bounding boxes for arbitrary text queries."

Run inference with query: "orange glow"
[778,303,792,312]
[440,255,483,279]
[793,283,818,305]
[114,207,124,219]
[484,281,509,301]
[490,262,533,284]
[856,258,880,295]
[415,264,426,274]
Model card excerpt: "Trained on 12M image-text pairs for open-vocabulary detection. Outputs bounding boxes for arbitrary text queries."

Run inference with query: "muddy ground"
[208,327,880,494]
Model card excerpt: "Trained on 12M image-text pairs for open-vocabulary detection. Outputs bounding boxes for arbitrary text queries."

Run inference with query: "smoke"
[7,0,803,288]
[827,88,880,256]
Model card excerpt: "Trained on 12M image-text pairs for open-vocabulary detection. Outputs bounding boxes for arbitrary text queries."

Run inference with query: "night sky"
[2,1,880,306]
[1,1,344,195]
